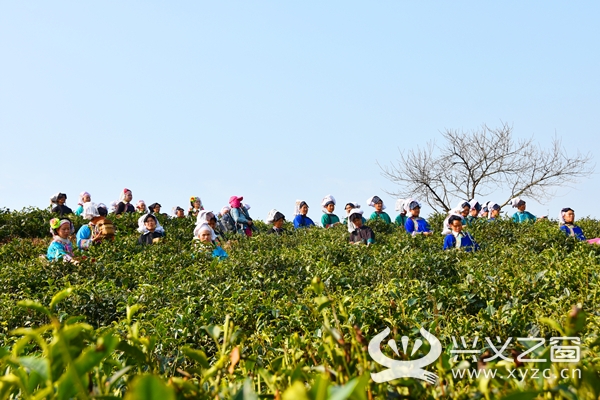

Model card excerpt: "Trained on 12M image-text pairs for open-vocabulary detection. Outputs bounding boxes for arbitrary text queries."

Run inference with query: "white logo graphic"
[368,327,442,385]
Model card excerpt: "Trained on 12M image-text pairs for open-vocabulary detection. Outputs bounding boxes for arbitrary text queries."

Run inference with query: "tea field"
[1,208,599,399]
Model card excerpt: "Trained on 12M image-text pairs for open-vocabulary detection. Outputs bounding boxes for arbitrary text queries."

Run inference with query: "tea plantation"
[0,208,599,399]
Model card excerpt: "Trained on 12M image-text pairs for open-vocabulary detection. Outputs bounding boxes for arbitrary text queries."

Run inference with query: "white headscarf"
[194,223,217,241]
[82,202,100,220]
[266,209,284,224]
[321,195,336,214]
[137,213,165,234]
[395,199,407,212]
[50,192,66,205]
[243,203,251,211]
[468,199,481,213]
[295,200,308,216]
[347,209,364,233]
[404,198,420,217]
[196,210,215,226]
[219,206,231,217]
[487,202,500,219]
[109,201,119,214]
[367,196,386,210]
[510,197,524,208]
[442,207,463,235]
[454,200,470,211]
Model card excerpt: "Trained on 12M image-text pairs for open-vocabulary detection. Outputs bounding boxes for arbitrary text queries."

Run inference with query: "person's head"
[197,225,213,243]
[149,203,161,214]
[370,196,384,212]
[50,218,73,239]
[448,215,463,233]
[220,206,231,217]
[350,212,363,228]
[458,202,471,217]
[489,203,501,218]
[409,201,421,217]
[143,214,157,232]
[191,197,203,209]
[229,196,243,209]
[97,204,108,217]
[175,207,185,218]
[299,201,309,216]
[79,191,91,205]
[345,203,356,214]
[468,200,481,217]
[272,212,285,229]
[325,202,335,213]
[122,189,133,203]
[136,200,147,212]
[562,208,575,224]
[511,197,526,212]
[57,193,67,205]
[207,213,217,229]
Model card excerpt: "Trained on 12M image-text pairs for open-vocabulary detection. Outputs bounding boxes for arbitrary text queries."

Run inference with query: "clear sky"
[1,2,599,223]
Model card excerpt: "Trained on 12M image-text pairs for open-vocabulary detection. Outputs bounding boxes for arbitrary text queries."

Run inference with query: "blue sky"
[1,2,598,223]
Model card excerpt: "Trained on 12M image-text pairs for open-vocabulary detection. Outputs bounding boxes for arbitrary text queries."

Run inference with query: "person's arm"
[512,213,519,223]
[74,205,83,216]
[321,214,330,228]
[367,227,375,244]
[405,218,415,234]
[383,213,392,224]
[293,215,302,229]
[369,212,378,221]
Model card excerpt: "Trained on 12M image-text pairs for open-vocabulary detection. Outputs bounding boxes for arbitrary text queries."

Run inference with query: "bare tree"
[379,123,594,212]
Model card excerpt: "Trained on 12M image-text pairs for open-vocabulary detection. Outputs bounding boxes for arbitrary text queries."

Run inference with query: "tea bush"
[0,208,599,399]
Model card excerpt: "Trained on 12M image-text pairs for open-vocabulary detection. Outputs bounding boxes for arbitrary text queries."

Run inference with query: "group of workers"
[44,189,596,262]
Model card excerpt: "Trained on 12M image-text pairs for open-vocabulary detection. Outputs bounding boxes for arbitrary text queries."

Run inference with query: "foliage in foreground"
[1,208,600,399]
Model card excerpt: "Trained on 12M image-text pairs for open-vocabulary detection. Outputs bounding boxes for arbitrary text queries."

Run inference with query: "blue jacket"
[443,232,479,251]
[294,214,315,229]
[560,224,586,241]
[47,240,74,261]
[405,217,431,234]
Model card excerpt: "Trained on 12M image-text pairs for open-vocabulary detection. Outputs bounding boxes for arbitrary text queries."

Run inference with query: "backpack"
[93,217,115,241]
